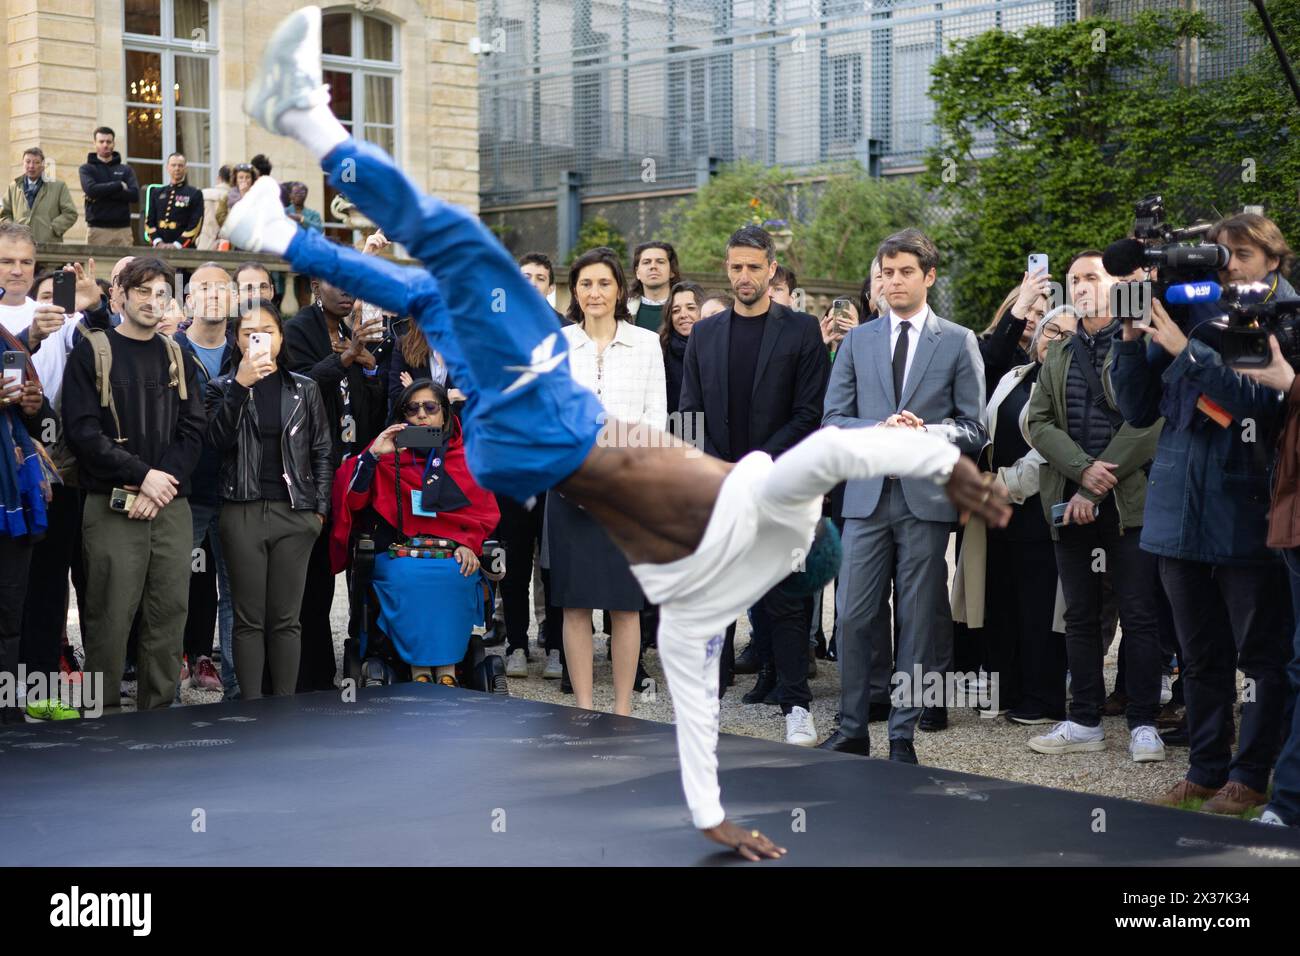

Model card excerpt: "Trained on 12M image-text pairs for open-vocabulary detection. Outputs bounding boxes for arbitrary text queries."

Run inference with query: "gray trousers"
[836,480,953,740]
[82,493,192,711]
[219,500,321,699]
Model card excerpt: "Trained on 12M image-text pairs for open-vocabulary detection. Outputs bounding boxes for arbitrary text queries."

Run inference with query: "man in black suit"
[679,226,830,745]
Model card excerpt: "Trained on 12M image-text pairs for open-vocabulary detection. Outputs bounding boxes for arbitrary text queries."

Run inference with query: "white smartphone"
[248,333,271,362]
[360,301,385,341]
[1027,253,1048,276]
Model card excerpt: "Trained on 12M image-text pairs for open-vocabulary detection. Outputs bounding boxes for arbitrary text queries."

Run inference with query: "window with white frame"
[123,0,217,221]
[321,8,400,240]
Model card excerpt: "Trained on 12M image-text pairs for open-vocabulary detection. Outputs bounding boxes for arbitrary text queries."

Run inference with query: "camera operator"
[1109,212,1294,816]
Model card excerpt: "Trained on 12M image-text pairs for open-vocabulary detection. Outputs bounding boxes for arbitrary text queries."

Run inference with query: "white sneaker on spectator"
[1160,673,1173,705]
[1027,720,1105,755]
[505,648,528,679]
[543,649,562,679]
[785,706,816,747]
[1256,809,1287,826]
[1129,725,1166,763]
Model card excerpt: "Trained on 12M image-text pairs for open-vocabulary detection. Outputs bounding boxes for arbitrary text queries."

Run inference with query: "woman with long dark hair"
[547,246,666,715]
[333,379,500,684]
[659,281,705,422]
[206,301,334,699]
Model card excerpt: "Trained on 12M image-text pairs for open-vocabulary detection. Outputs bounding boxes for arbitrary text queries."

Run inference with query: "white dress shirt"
[563,319,667,432]
[889,304,929,396]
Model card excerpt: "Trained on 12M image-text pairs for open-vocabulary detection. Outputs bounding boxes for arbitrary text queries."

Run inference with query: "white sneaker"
[542,649,562,679]
[243,6,330,134]
[505,648,528,679]
[1128,725,1166,763]
[219,175,296,254]
[1256,809,1287,826]
[978,707,1008,719]
[1027,720,1105,755]
[1160,673,1173,705]
[785,706,816,747]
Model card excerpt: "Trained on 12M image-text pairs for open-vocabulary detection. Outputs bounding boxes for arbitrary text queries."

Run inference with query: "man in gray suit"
[817,229,987,762]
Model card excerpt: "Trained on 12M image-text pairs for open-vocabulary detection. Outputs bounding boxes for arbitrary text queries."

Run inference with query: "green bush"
[924,4,1300,328]
[567,215,627,265]
[800,166,933,283]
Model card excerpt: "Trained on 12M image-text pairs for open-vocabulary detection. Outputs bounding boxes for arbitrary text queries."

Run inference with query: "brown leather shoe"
[1103,691,1128,717]
[1201,781,1269,816]
[1149,779,1218,808]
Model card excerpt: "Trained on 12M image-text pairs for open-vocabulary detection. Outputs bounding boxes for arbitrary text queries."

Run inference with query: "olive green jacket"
[1,176,78,243]
[1024,335,1162,538]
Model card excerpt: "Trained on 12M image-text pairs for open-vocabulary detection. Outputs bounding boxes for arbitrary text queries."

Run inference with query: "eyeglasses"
[1041,325,1074,341]
[403,401,443,417]
[130,286,173,303]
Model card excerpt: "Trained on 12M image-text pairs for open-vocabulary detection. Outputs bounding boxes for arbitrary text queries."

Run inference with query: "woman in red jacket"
[333,379,500,685]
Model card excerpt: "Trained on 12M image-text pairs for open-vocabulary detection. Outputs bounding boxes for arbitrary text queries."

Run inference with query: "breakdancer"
[224,7,1010,861]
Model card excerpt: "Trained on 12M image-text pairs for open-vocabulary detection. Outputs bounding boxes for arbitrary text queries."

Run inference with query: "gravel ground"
[70,571,1195,807]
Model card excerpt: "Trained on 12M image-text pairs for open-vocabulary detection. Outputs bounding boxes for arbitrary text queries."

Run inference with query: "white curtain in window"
[175,56,212,164]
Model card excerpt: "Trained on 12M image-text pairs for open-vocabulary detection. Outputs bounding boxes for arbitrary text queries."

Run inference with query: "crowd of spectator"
[3,125,1300,829]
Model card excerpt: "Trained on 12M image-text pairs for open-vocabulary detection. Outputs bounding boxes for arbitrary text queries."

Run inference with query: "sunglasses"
[1041,325,1075,341]
[403,401,443,416]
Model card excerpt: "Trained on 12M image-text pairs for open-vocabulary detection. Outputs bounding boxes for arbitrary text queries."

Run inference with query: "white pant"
[656,619,725,830]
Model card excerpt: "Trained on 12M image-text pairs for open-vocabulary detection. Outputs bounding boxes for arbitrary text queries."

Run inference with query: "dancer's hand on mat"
[453,546,479,577]
[947,456,1011,529]
[704,820,786,861]
[369,422,406,457]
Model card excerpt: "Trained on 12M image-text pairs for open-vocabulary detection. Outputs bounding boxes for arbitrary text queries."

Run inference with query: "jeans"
[176,500,237,700]
[1053,500,1162,729]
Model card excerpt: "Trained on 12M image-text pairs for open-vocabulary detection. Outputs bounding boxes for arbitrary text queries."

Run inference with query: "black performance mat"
[3,685,1299,866]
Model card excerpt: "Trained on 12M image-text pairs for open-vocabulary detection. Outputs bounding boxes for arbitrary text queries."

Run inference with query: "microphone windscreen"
[1102,238,1146,277]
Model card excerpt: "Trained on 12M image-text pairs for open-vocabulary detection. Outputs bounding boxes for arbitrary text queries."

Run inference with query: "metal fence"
[477,0,1084,207]
[478,1,1268,209]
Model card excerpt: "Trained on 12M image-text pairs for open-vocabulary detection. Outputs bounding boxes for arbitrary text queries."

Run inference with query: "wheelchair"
[342,530,509,695]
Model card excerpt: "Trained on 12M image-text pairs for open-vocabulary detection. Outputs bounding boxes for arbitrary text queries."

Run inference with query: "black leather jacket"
[204,367,333,514]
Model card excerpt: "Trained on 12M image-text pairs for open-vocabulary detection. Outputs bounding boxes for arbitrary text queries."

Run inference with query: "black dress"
[542,489,646,611]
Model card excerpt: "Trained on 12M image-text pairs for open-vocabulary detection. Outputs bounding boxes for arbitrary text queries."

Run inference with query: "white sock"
[279,104,348,162]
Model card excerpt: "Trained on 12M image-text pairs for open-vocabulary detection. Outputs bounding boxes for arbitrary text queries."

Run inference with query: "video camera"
[1103,198,1300,370]
[1213,283,1300,370]
[1104,197,1229,317]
